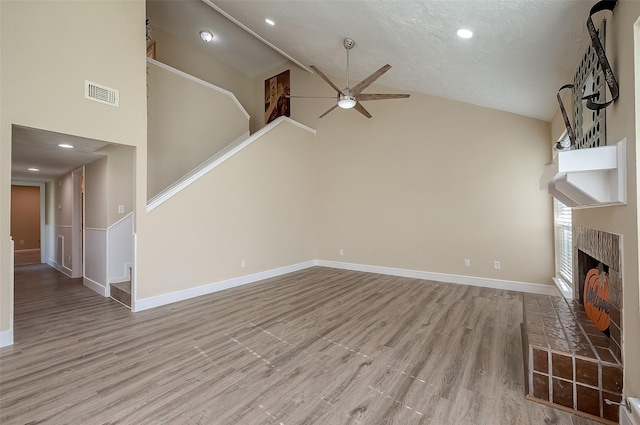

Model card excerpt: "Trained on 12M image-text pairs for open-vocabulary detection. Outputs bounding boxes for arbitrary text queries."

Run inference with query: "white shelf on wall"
[541,138,626,208]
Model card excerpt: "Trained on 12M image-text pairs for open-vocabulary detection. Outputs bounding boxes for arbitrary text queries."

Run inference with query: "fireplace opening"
[577,249,611,337]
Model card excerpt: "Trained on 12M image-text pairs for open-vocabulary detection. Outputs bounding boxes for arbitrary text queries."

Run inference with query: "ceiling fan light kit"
[337,94,356,109]
[296,38,409,118]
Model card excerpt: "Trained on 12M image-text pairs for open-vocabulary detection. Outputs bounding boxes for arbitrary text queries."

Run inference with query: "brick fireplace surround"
[522,226,623,424]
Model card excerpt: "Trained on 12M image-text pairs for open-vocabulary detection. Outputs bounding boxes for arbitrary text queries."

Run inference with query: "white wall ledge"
[541,139,627,208]
[147,58,250,120]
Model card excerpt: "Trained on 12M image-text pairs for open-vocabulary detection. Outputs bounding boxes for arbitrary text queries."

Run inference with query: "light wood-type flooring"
[0,264,601,425]
[13,249,41,266]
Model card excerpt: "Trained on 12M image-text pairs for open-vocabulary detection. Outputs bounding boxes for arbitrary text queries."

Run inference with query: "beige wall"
[150,27,255,128]
[571,0,640,396]
[101,144,135,227]
[85,145,135,229]
[137,121,316,299]
[56,173,73,228]
[147,61,249,199]
[85,158,108,230]
[316,95,553,283]
[0,0,147,332]
[252,61,554,285]
[10,186,40,250]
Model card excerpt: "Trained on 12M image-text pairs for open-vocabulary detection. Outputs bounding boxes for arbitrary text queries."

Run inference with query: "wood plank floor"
[0,264,601,425]
[13,249,40,266]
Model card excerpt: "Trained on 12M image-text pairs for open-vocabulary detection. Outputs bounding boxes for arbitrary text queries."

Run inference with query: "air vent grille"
[85,80,119,107]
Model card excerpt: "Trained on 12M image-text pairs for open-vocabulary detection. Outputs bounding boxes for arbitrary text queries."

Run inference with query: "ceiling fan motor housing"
[343,38,355,50]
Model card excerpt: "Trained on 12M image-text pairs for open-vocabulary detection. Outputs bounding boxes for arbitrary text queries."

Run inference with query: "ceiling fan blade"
[357,93,410,101]
[353,102,372,119]
[351,64,392,95]
[319,104,339,118]
[310,65,344,95]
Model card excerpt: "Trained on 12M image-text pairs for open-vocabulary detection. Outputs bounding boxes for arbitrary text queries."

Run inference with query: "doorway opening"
[10,183,44,266]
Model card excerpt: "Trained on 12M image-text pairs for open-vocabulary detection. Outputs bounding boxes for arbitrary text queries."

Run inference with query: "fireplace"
[573,226,622,361]
[577,250,611,337]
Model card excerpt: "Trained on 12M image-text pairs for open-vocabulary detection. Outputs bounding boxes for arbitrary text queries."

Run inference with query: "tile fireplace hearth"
[522,226,623,424]
[523,293,622,423]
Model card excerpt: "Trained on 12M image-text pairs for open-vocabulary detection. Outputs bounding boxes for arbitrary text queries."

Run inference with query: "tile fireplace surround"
[522,227,623,424]
[573,226,623,362]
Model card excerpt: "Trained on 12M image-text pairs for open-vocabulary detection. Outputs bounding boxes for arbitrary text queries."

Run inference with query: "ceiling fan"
[290,38,410,119]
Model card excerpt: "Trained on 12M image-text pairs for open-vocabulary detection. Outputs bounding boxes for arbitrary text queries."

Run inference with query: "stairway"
[110,280,131,308]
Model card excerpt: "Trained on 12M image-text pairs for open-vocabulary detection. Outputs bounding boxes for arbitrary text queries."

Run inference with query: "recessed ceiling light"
[200,30,214,42]
[58,143,74,149]
[457,28,473,39]
[28,167,39,172]
[265,18,275,26]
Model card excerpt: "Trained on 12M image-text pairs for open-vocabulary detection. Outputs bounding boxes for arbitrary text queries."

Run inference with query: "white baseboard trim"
[0,328,13,347]
[134,260,316,312]
[131,259,558,313]
[316,260,560,296]
[83,277,108,297]
[48,260,73,278]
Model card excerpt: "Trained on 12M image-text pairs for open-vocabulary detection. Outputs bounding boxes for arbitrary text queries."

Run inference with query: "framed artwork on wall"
[264,70,290,124]
[146,40,156,59]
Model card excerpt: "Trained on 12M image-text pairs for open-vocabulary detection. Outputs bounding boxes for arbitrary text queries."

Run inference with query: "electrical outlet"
[118,205,125,214]
[464,259,470,267]
[494,261,501,270]
[241,259,246,268]
[339,249,344,256]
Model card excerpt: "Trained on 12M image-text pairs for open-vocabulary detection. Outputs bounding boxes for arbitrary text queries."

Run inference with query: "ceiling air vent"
[85,80,119,107]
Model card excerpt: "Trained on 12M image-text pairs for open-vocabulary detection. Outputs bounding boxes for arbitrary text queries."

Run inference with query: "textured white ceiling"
[146,0,287,77]
[11,126,107,182]
[210,0,596,121]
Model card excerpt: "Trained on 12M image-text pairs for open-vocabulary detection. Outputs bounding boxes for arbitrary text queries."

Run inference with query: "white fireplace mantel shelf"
[540,139,627,209]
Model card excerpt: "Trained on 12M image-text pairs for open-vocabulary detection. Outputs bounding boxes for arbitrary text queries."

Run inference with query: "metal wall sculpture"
[584,0,619,110]
[556,84,576,150]
[555,0,618,151]
[573,19,607,150]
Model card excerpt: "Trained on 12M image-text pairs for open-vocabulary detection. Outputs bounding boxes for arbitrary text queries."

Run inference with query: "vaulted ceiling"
[14,0,602,181]
[150,0,598,121]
